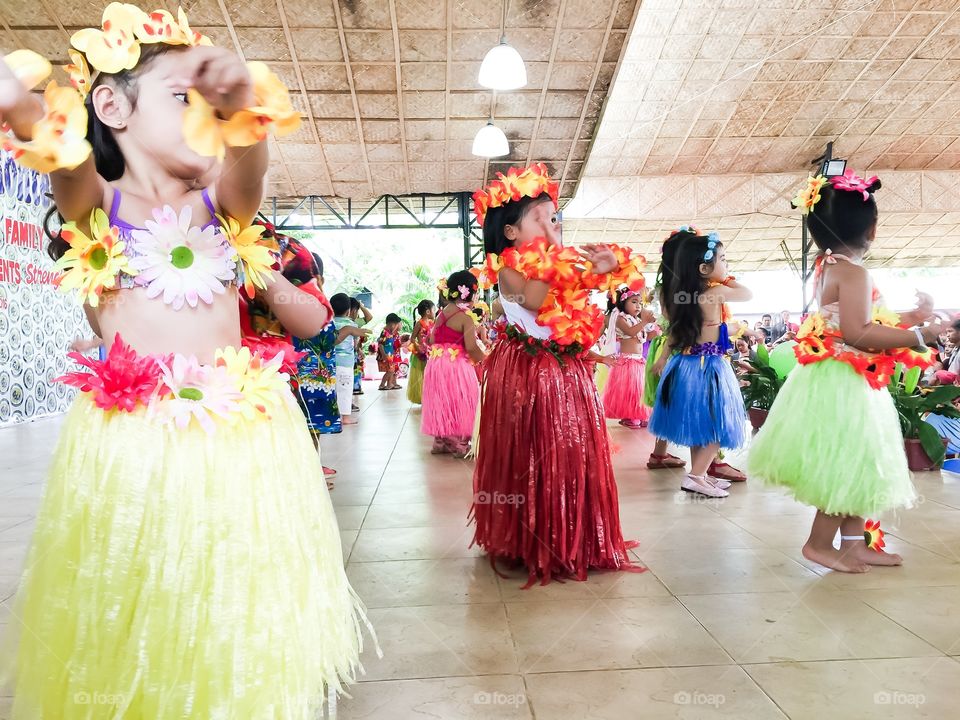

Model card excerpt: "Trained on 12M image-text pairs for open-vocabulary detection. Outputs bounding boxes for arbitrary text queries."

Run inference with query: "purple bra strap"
[201,187,217,220]
[108,188,123,225]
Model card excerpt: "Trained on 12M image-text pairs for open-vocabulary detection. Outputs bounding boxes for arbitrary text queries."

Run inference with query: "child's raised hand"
[913,290,935,320]
[0,57,28,119]
[580,244,618,274]
[182,47,254,117]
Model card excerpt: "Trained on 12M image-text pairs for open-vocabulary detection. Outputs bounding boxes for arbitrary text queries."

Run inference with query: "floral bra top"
[55,188,277,310]
[793,252,931,389]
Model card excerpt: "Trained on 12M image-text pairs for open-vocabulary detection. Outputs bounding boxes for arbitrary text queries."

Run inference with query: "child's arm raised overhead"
[0,58,108,221]
[183,47,267,226]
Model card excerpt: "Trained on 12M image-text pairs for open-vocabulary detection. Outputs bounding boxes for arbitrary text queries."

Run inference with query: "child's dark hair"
[482,193,555,256]
[807,180,881,253]
[350,297,361,310]
[330,293,351,316]
[606,287,640,314]
[385,313,402,325]
[445,269,479,303]
[414,298,435,325]
[655,230,688,315]
[658,231,721,350]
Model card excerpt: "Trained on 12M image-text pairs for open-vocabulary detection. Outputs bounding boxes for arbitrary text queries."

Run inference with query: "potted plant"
[739,343,786,430]
[888,363,960,471]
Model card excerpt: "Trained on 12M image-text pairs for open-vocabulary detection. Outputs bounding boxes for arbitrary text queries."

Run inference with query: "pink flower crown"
[792,170,881,215]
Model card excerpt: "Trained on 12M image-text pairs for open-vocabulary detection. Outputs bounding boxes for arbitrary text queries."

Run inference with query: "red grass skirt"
[602,353,650,421]
[470,334,641,587]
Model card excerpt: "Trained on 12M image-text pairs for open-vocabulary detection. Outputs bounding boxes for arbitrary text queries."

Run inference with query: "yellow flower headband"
[2,4,300,170]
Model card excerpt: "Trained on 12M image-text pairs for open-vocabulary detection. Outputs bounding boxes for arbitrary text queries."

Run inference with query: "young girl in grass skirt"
[748,172,944,573]
[0,12,374,717]
[469,163,646,587]
[648,229,752,498]
[421,271,485,456]
[406,298,435,404]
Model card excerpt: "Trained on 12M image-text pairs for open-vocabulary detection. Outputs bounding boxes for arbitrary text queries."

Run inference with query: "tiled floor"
[4,387,960,719]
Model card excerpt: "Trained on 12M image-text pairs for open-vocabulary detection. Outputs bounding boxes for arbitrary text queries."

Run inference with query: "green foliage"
[740,343,786,411]
[888,363,960,466]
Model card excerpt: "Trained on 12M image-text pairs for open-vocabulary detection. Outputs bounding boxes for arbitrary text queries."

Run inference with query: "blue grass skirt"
[649,353,746,450]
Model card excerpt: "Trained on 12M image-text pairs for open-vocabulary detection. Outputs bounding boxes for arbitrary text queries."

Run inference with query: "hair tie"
[703,232,720,263]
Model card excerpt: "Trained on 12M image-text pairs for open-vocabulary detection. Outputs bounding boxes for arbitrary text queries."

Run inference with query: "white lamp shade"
[478,39,527,90]
[472,122,510,158]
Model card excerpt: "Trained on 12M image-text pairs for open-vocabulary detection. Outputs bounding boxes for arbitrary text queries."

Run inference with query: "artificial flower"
[2,81,91,173]
[241,335,305,375]
[242,61,301,136]
[70,2,146,74]
[65,50,92,99]
[57,334,166,412]
[55,208,135,306]
[871,306,901,328]
[216,214,276,295]
[864,519,885,551]
[792,174,827,215]
[831,169,879,201]
[214,345,287,419]
[472,162,559,227]
[4,49,51,90]
[794,333,832,364]
[157,355,242,433]
[176,6,213,47]
[183,63,300,159]
[135,9,192,45]
[129,205,236,310]
[797,313,826,339]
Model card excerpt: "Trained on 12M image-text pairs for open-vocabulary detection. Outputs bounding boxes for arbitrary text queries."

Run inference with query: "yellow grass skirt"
[2,392,374,719]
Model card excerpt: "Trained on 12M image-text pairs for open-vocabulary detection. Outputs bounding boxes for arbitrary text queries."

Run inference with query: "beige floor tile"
[0,499,41,519]
[0,521,35,544]
[340,530,359,564]
[339,675,531,719]
[360,604,518,681]
[496,565,670,602]
[746,657,960,720]
[361,502,470,529]
[333,506,370,531]
[346,559,501,608]
[627,516,768,553]
[861,586,960,654]
[525,666,787,720]
[639,548,822,595]
[816,546,960,589]
[681,588,942,663]
[506,597,732,673]
[351,525,480,563]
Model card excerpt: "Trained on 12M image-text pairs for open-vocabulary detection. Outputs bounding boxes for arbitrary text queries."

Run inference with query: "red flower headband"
[472,162,559,227]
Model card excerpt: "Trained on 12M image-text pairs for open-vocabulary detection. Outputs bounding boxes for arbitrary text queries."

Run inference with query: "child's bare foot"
[802,543,870,573]
[847,542,903,566]
[342,416,358,425]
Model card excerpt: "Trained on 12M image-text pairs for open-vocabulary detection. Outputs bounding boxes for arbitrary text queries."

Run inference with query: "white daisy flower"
[130,205,237,310]
[156,355,243,434]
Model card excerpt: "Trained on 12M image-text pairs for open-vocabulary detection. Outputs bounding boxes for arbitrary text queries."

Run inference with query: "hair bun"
[867,178,882,193]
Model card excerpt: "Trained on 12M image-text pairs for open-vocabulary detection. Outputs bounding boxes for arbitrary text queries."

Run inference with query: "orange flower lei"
[472,162,559,227]
[794,307,935,390]
[486,237,646,347]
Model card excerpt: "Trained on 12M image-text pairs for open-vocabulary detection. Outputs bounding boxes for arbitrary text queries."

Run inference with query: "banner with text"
[0,150,87,425]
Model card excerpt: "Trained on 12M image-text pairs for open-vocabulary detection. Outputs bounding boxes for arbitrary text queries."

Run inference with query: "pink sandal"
[647,453,686,469]
[708,461,747,482]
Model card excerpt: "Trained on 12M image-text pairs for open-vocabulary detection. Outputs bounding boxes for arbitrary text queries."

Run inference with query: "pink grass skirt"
[421,345,480,438]
[603,354,650,421]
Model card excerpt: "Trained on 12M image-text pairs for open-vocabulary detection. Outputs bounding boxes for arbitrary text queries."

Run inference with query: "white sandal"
[680,473,729,498]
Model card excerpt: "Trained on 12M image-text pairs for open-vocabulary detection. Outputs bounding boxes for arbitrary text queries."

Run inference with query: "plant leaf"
[917,421,946,466]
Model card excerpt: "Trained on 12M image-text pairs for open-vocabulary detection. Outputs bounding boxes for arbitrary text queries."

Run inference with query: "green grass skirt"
[747,358,916,517]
